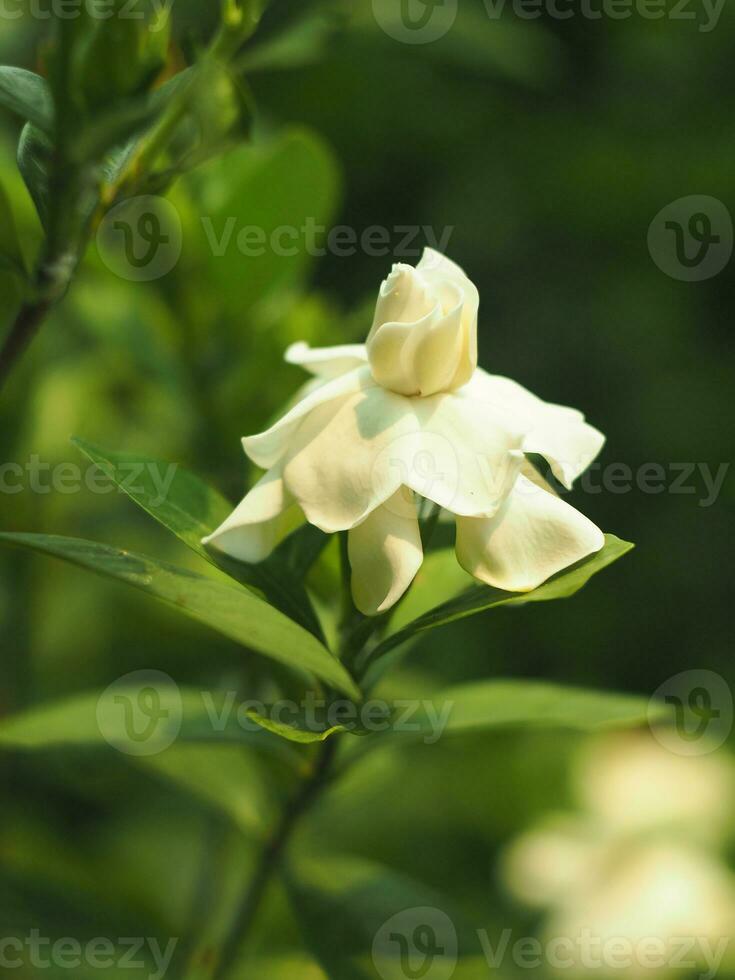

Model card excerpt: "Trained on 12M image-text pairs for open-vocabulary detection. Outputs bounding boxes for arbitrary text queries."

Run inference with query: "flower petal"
[409,391,526,517]
[285,341,368,379]
[348,491,423,615]
[455,473,605,592]
[282,386,421,532]
[523,416,605,490]
[419,248,479,389]
[202,467,297,563]
[243,365,375,470]
[462,370,604,488]
[412,283,465,396]
[366,305,441,395]
[367,262,437,340]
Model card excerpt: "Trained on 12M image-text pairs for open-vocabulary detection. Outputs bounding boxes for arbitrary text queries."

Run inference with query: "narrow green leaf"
[0,691,283,839]
[0,532,361,700]
[17,122,53,229]
[0,67,53,132]
[344,680,668,769]
[362,535,634,686]
[245,700,388,744]
[72,437,231,559]
[0,687,294,757]
[245,710,348,744]
[434,679,668,733]
[71,437,326,639]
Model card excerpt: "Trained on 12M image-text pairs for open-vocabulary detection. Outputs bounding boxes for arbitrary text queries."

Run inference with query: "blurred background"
[1,1,734,976]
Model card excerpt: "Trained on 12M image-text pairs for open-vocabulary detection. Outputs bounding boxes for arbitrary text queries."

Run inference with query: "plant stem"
[0,298,51,392]
[1,12,258,394]
[0,242,80,393]
[215,737,337,978]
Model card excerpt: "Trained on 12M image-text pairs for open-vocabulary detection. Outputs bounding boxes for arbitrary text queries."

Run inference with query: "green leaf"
[137,60,253,194]
[276,522,329,579]
[0,687,294,758]
[0,533,361,700]
[390,546,474,631]
[17,123,53,229]
[202,128,340,313]
[0,690,283,840]
[139,745,279,839]
[436,679,668,732]
[245,700,389,744]
[97,70,195,179]
[0,678,370,752]
[402,679,661,742]
[245,710,349,744]
[186,61,253,163]
[72,436,232,560]
[71,437,326,639]
[362,535,634,686]
[287,856,482,980]
[0,67,53,132]
[344,680,668,769]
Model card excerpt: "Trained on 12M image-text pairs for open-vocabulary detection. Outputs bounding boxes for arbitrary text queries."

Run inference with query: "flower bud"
[366,248,479,397]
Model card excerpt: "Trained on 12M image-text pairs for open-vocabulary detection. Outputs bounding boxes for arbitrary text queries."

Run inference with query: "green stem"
[109,14,257,205]
[215,737,337,978]
[0,297,51,392]
[0,244,80,393]
[1,11,259,393]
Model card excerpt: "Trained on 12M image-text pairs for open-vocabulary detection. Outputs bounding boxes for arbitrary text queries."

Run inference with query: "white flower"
[203,249,606,616]
[502,736,735,979]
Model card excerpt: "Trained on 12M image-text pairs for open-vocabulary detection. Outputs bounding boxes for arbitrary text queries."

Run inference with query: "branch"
[213,737,337,978]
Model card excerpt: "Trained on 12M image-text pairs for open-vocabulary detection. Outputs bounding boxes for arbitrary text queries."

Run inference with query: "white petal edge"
[462,369,605,488]
[348,490,423,616]
[409,391,526,517]
[455,473,605,592]
[523,416,605,490]
[418,248,479,389]
[282,385,421,533]
[243,365,375,470]
[202,467,295,564]
[285,341,368,379]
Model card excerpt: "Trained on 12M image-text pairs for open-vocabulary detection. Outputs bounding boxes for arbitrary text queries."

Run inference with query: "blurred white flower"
[502,734,735,979]
[204,249,605,615]
[576,734,734,843]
